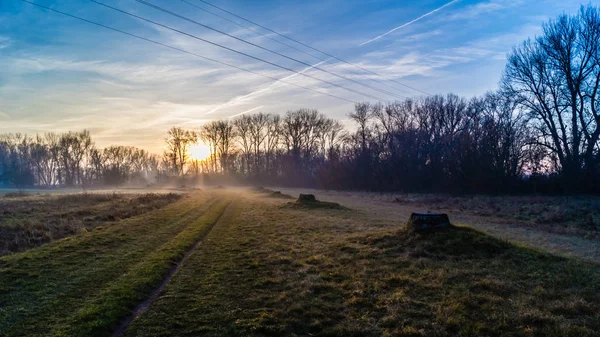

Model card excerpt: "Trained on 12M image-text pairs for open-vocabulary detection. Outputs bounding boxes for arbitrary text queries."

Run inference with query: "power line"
[132,0,409,101]
[19,0,358,106]
[178,0,324,63]
[88,0,384,102]
[176,0,411,97]
[190,0,432,96]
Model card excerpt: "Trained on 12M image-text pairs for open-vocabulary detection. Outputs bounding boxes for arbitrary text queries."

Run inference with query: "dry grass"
[273,188,600,262]
[0,192,181,255]
[3,191,32,198]
[392,194,600,239]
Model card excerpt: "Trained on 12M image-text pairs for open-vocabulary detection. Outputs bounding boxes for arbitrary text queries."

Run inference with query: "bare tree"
[165,127,197,176]
[349,103,372,155]
[249,113,269,175]
[264,114,281,176]
[199,122,222,173]
[215,120,235,173]
[503,4,600,181]
[233,115,253,175]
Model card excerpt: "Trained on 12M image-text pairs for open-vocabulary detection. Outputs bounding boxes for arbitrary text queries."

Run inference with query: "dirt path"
[111,200,234,337]
[277,188,600,263]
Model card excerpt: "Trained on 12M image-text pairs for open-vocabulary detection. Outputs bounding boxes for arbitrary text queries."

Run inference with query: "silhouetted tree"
[165,127,197,176]
[502,4,600,189]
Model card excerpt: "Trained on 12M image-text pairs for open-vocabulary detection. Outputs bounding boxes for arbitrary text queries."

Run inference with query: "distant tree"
[199,122,220,174]
[249,113,268,176]
[264,114,281,176]
[165,127,197,176]
[349,103,372,156]
[233,115,253,175]
[215,120,235,173]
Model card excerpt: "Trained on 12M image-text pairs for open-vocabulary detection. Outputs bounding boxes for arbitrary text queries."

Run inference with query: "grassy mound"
[249,186,274,194]
[267,191,293,199]
[343,226,600,335]
[368,225,512,259]
[286,194,346,209]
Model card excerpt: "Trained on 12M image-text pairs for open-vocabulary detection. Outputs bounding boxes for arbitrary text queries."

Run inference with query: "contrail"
[211,1,451,114]
[358,0,460,47]
[228,105,264,118]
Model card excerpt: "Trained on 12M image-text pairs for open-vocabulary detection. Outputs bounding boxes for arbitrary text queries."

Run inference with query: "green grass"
[2,191,600,336]
[0,192,230,337]
[123,197,600,337]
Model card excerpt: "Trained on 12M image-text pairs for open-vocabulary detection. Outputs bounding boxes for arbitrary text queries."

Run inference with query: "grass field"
[0,192,181,255]
[1,189,599,336]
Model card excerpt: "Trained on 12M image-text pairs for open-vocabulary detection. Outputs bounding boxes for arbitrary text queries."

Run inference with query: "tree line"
[161,93,538,193]
[1,5,599,193]
[0,131,161,188]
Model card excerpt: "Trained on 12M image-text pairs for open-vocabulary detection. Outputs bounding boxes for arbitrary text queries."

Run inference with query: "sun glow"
[189,142,212,161]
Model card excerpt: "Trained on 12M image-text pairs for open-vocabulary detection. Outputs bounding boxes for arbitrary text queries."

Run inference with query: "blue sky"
[0,0,591,152]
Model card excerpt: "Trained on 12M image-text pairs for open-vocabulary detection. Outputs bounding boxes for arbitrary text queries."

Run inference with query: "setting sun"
[189,142,212,161]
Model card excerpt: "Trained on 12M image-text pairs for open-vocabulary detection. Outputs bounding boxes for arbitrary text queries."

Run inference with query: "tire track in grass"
[110,200,235,337]
[0,194,216,337]
[52,198,232,337]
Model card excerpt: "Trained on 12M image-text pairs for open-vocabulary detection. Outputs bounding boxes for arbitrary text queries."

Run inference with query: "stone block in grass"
[407,212,451,232]
[298,194,317,202]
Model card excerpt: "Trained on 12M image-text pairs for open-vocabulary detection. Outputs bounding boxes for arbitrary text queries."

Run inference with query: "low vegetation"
[0,192,181,255]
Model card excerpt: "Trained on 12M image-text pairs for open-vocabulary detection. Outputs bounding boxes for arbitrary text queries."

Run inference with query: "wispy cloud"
[6,57,221,84]
[204,59,329,116]
[444,0,523,21]
[395,29,443,43]
[0,36,11,49]
[228,105,264,118]
[358,0,460,47]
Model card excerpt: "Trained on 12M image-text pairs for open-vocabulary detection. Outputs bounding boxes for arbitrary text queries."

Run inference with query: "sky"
[0,0,592,152]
